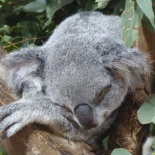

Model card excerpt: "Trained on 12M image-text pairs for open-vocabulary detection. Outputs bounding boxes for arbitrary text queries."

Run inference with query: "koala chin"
[1,11,149,145]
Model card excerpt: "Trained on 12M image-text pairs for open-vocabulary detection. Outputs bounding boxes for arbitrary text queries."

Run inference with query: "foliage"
[95,0,111,9]
[121,0,155,47]
[102,135,109,150]
[0,148,7,155]
[151,136,155,154]
[0,0,155,51]
[121,0,143,47]
[137,95,155,154]
[111,148,132,155]
[137,95,155,124]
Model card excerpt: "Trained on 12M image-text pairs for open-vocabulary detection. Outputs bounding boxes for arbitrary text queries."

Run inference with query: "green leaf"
[121,0,142,47]
[95,0,111,9]
[150,123,155,136]
[111,148,132,155]
[2,35,12,42]
[137,95,155,124]
[151,137,155,152]
[84,0,97,11]
[143,14,155,32]
[46,0,74,19]
[57,0,74,7]
[46,5,57,19]
[0,25,12,34]
[136,0,155,29]
[0,148,8,155]
[135,5,144,21]
[103,136,109,151]
[44,18,52,27]
[23,0,47,13]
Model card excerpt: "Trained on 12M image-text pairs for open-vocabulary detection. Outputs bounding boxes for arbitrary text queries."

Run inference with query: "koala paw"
[57,104,79,128]
[0,101,35,138]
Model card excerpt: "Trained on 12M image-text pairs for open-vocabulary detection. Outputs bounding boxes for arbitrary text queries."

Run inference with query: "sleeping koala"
[0,11,149,145]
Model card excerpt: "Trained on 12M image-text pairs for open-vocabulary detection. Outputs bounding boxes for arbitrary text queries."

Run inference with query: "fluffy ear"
[1,47,43,93]
[103,46,150,90]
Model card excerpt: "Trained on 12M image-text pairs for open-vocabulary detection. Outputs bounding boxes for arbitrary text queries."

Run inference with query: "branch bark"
[105,24,153,155]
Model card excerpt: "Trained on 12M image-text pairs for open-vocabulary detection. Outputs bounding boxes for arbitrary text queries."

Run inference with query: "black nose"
[74,103,98,130]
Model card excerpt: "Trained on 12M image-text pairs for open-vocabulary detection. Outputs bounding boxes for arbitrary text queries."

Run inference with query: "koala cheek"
[74,103,98,130]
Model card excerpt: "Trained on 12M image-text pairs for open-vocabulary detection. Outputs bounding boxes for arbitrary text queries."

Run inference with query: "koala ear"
[1,47,43,92]
[103,47,150,89]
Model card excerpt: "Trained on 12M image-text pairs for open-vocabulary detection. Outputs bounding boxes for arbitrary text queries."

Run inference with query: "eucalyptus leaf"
[143,14,155,32]
[46,0,74,19]
[18,21,40,38]
[58,0,74,7]
[150,123,155,136]
[0,148,7,155]
[0,25,12,34]
[103,136,109,150]
[47,0,74,7]
[137,95,155,124]
[85,0,97,11]
[2,35,12,42]
[44,18,52,27]
[95,0,111,9]
[46,5,58,19]
[111,148,132,155]
[121,0,142,47]
[23,0,47,13]
[151,137,155,152]
[136,0,155,29]
[135,5,143,27]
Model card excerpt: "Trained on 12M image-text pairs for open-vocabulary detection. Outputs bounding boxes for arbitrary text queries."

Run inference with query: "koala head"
[48,64,127,130]
[44,36,149,131]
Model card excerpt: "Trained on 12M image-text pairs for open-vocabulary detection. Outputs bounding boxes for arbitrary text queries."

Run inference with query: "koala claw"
[54,103,78,127]
[0,102,32,138]
[0,122,19,139]
[62,113,79,128]
[56,104,72,112]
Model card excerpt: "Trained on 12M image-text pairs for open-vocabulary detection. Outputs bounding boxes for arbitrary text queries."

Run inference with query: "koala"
[0,11,149,145]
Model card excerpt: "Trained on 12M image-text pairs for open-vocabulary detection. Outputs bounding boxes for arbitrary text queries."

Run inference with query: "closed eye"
[94,85,111,103]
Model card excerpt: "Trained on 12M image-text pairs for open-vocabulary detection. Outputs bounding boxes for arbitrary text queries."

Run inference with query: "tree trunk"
[0,24,153,155]
[105,24,153,155]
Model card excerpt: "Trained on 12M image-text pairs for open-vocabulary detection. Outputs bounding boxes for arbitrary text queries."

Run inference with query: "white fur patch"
[142,137,153,155]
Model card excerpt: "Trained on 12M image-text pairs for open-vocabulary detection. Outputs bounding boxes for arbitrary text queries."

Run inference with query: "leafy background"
[0,0,155,52]
[0,0,155,155]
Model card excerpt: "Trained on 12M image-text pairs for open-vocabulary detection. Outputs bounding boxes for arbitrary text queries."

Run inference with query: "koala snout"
[74,103,98,130]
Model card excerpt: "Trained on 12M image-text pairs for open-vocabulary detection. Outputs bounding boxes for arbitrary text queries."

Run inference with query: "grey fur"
[0,11,149,144]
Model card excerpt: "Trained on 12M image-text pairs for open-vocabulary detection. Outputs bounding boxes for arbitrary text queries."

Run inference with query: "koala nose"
[74,103,98,130]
